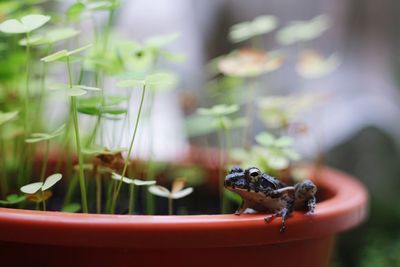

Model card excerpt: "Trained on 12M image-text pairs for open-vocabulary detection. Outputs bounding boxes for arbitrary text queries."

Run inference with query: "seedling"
[197,104,240,213]
[41,43,98,213]
[296,49,340,79]
[0,14,50,131]
[276,15,331,46]
[111,173,156,214]
[20,173,62,210]
[229,15,278,45]
[110,72,177,213]
[0,194,26,206]
[148,178,193,215]
[25,124,65,185]
[232,132,300,176]
[0,111,19,196]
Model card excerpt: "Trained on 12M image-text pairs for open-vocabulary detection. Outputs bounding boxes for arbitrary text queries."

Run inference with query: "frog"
[224,166,317,233]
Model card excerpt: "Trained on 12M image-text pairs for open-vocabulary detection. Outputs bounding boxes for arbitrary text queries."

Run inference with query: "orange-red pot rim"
[0,166,368,248]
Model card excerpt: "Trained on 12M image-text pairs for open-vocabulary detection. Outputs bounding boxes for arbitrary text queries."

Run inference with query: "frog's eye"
[249,168,261,178]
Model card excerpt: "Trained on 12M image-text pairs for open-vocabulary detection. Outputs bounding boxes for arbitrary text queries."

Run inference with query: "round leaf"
[21,14,51,32]
[41,50,69,62]
[0,19,26,34]
[0,111,18,126]
[68,88,87,96]
[148,185,170,198]
[42,173,62,191]
[132,179,156,186]
[111,173,134,184]
[20,182,43,194]
[171,187,193,199]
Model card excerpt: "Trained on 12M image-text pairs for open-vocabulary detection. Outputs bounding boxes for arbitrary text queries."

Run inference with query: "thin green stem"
[67,56,88,213]
[217,124,227,214]
[128,184,135,214]
[0,128,8,197]
[168,196,173,215]
[39,140,50,183]
[41,191,46,211]
[110,84,147,213]
[242,79,257,150]
[95,173,101,213]
[17,32,32,186]
[24,31,31,134]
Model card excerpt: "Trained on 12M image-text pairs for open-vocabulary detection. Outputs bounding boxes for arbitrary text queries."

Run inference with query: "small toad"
[224,166,317,232]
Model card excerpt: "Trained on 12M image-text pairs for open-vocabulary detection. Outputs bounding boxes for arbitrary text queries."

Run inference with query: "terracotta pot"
[0,166,367,267]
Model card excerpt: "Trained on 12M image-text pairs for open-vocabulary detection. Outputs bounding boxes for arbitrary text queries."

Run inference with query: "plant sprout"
[229,15,278,44]
[41,43,97,213]
[25,124,65,184]
[20,173,62,211]
[0,111,19,196]
[85,148,126,213]
[0,14,50,132]
[217,48,283,149]
[232,132,300,176]
[148,178,193,215]
[218,48,283,78]
[111,173,156,214]
[296,49,340,79]
[0,194,26,206]
[110,72,177,213]
[276,15,331,46]
[197,104,240,213]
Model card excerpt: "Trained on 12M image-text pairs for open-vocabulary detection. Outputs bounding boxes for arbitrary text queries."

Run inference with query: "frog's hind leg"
[264,206,293,233]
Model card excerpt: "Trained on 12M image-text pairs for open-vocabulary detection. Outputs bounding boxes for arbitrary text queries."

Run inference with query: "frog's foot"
[242,208,257,214]
[264,208,291,233]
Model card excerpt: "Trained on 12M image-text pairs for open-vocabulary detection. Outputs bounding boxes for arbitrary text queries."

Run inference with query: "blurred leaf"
[111,173,156,186]
[25,124,65,143]
[20,182,43,194]
[0,14,50,34]
[144,33,180,48]
[276,15,331,45]
[0,111,18,126]
[62,203,81,213]
[171,187,193,199]
[148,185,170,198]
[41,50,69,62]
[197,104,239,117]
[68,43,92,56]
[0,194,26,205]
[20,28,80,46]
[42,173,62,191]
[229,15,278,43]
[67,2,86,21]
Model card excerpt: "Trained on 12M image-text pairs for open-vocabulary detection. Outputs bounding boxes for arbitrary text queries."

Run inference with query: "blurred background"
[2,0,400,266]
[116,1,400,266]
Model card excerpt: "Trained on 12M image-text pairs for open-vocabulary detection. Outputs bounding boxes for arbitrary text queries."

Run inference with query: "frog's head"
[224,166,263,191]
[224,166,249,190]
[295,179,317,199]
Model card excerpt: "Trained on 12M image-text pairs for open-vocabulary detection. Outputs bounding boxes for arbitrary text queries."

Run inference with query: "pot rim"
[0,166,368,248]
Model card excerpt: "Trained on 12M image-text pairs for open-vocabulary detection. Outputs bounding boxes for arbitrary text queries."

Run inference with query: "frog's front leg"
[235,201,252,215]
[306,196,316,214]
[264,206,293,233]
[263,187,295,233]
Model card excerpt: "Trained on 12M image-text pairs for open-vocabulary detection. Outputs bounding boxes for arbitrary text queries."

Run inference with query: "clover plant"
[0,1,338,217]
